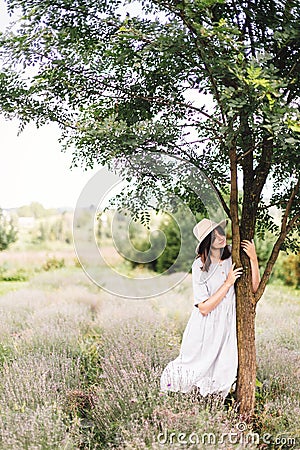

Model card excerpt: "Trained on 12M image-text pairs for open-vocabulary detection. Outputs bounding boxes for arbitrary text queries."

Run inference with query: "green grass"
[0,280,29,296]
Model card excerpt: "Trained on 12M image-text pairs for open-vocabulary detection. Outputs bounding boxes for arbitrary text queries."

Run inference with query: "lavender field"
[0,254,299,449]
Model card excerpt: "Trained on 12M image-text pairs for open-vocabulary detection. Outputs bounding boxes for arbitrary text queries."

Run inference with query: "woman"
[160,218,260,399]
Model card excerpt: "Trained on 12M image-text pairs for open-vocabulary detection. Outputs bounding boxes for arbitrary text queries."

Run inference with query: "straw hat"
[193,218,227,254]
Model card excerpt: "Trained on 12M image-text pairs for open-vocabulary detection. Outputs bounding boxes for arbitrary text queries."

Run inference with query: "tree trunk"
[229,140,259,420]
[235,252,257,420]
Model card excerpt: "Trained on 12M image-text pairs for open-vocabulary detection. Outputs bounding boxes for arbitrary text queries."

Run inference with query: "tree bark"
[229,139,257,420]
[235,254,257,420]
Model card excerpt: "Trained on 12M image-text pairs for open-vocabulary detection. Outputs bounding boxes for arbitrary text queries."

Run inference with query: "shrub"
[0,208,18,251]
[0,264,30,282]
[129,210,204,274]
[273,252,300,288]
[42,256,65,271]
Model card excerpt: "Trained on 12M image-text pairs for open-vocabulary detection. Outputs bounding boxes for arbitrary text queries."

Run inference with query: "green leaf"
[255,378,263,388]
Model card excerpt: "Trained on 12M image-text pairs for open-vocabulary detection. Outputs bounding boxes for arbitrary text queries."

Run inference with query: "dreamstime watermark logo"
[156,422,298,446]
[73,153,227,299]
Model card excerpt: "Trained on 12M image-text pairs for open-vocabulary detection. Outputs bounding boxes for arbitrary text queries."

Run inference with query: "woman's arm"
[241,239,260,293]
[197,281,231,316]
[197,263,243,316]
[250,257,260,293]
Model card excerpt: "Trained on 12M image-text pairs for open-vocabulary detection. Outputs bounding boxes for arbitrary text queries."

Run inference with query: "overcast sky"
[0,0,110,209]
[0,0,273,210]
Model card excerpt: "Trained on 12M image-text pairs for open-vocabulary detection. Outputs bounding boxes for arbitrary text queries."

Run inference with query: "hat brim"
[195,219,227,254]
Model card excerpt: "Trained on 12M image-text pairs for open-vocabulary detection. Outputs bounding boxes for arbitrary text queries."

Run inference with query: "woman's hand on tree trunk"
[225,262,243,287]
[241,239,261,293]
[241,239,258,262]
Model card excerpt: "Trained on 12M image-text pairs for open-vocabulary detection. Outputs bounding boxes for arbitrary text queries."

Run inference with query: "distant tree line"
[0,203,73,250]
[0,208,17,251]
[17,202,63,218]
[127,212,300,289]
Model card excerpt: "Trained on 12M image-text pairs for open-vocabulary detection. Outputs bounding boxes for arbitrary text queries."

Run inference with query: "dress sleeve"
[192,259,210,307]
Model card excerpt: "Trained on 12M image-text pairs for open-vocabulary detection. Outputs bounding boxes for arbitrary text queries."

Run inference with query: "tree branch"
[31,56,223,127]
[230,0,243,32]
[229,143,241,261]
[243,1,256,58]
[286,213,300,233]
[173,9,227,125]
[237,146,255,162]
[133,95,223,124]
[213,185,232,220]
[254,177,300,302]
[281,178,300,233]
[253,134,273,198]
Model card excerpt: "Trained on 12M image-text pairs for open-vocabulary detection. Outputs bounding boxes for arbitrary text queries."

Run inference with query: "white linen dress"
[160,254,238,398]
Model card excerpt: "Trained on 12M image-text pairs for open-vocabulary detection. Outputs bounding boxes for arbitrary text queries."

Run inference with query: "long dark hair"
[195,225,231,272]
